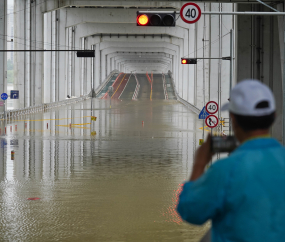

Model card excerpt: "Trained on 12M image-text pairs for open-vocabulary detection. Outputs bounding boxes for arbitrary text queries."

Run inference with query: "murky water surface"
[0,99,209,242]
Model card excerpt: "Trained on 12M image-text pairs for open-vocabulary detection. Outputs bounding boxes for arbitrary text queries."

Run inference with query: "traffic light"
[181,58,197,64]
[136,11,176,27]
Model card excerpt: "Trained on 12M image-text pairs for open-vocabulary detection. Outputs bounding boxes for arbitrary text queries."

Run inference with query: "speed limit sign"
[180,3,202,24]
[206,101,218,115]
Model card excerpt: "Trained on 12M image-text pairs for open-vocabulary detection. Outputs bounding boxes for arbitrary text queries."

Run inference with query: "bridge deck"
[0,98,208,241]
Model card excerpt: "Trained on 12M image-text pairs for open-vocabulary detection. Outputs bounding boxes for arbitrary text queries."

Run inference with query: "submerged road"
[0,98,209,241]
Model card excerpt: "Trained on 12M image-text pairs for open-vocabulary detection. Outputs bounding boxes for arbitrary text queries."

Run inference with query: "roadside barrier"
[132,74,140,100]
[0,95,90,120]
[167,71,200,115]
[102,72,123,99]
[146,72,153,100]
[95,69,120,95]
[162,73,169,100]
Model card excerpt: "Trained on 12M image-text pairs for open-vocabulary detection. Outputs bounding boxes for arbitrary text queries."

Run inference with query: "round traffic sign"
[1,93,8,101]
[206,101,218,114]
[205,115,219,128]
[180,3,201,24]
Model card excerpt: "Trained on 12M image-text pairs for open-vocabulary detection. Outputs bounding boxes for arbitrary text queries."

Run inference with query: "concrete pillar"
[0,0,7,113]
[44,12,51,103]
[30,1,44,106]
[95,43,100,88]
[85,38,92,95]
[58,9,67,101]
[14,0,44,107]
[14,0,24,109]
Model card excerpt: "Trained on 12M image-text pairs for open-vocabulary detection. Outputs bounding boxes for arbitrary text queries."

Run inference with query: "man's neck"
[240,130,270,143]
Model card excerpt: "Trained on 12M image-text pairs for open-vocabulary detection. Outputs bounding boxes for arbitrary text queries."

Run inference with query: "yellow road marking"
[56,125,90,129]
[199,126,211,132]
[111,74,127,99]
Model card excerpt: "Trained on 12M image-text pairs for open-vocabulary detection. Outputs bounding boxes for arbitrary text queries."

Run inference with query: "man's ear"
[230,113,235,123]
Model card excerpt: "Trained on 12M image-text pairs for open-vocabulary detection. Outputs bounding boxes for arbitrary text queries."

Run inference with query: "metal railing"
[162,73,169,100]
[0,95,90,120]
[95,69,120,96]
[0,70,122,120]
[167,71,201,115]
[132,74,140,100]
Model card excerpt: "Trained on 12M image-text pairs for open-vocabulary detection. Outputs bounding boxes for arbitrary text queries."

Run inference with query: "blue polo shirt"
[177,138,285,242]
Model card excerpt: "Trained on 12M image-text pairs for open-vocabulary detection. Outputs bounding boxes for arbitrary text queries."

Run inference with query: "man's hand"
[190,134,214,181]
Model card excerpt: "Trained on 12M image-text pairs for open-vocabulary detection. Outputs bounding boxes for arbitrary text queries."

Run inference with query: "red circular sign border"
[180,3,202,24]
[205,115,219,128]
[205,101,219,114]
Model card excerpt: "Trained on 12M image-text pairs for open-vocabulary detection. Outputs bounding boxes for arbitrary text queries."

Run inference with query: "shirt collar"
[233,136,280,152]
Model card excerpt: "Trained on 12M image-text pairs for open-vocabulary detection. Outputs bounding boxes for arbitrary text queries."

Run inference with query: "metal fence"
[167,71,201,115]
[0,70,122,121]
[0,95,90,121]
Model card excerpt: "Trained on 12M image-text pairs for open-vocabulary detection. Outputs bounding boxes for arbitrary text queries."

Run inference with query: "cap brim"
[221,103,230,111]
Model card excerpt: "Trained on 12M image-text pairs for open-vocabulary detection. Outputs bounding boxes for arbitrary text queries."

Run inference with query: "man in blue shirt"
[177,79,285,242]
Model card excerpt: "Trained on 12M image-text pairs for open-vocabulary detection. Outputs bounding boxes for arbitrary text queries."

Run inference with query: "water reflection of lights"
[163,182,184,224]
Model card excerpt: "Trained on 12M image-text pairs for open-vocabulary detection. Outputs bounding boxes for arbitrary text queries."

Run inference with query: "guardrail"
[94,69,120,95]
[167,71,201,115]
[101,72,123,99]
[132,73,140,100]
[0,95,90,120]
[162,73,169,100]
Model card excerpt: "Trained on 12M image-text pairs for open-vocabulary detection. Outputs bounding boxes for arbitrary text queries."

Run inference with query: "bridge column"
[30,1,44,106]
[58,9,67,101]
[95,43,101,87]
[14,0,25,109]
[0,0,7,113]
[43,11,51,103]
[14,0,45,107]
[85,38,92,96]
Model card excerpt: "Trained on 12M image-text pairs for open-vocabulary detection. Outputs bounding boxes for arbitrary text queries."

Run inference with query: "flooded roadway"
[0,98,210,242]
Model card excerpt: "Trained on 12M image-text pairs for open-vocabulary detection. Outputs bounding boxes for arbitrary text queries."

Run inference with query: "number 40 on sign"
[205,101,218,114]
[180,3,202,24]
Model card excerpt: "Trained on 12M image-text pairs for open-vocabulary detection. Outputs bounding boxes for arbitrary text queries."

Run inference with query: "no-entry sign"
[205,115,219,128]
[180,3,201,24]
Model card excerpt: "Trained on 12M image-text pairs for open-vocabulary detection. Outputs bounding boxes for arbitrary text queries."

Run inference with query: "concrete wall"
[237,3,284,141]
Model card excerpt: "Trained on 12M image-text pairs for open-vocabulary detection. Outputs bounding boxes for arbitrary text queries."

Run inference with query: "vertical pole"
[283,16,285,145]
[4,100,5,120]
[203,119,205,140]
[229,29,233,135]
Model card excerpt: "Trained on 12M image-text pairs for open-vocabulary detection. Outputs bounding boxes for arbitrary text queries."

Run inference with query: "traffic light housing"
[77,50,95,57]
[137,11,176,27]
[181,58,197,64]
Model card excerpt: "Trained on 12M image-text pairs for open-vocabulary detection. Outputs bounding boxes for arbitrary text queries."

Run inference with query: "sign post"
[1,93,8,120]
[199,106,209,140]
[205,101,219,139]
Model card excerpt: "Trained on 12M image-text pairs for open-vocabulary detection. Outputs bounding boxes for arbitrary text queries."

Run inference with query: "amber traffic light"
[137,11,176,27]
[181,58,197,64]
[137,14,149,26]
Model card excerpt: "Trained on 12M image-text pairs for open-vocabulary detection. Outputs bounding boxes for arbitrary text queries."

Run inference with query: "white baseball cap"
[221,79,275,116]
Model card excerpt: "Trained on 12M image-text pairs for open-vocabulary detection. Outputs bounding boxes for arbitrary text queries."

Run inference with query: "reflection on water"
[0,99,209,242]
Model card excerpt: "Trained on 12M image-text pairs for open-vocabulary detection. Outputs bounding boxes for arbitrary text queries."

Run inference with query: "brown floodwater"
[0,98,209,242]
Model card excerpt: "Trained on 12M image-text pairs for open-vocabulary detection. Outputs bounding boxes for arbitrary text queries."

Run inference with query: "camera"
[211,136,239,153]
